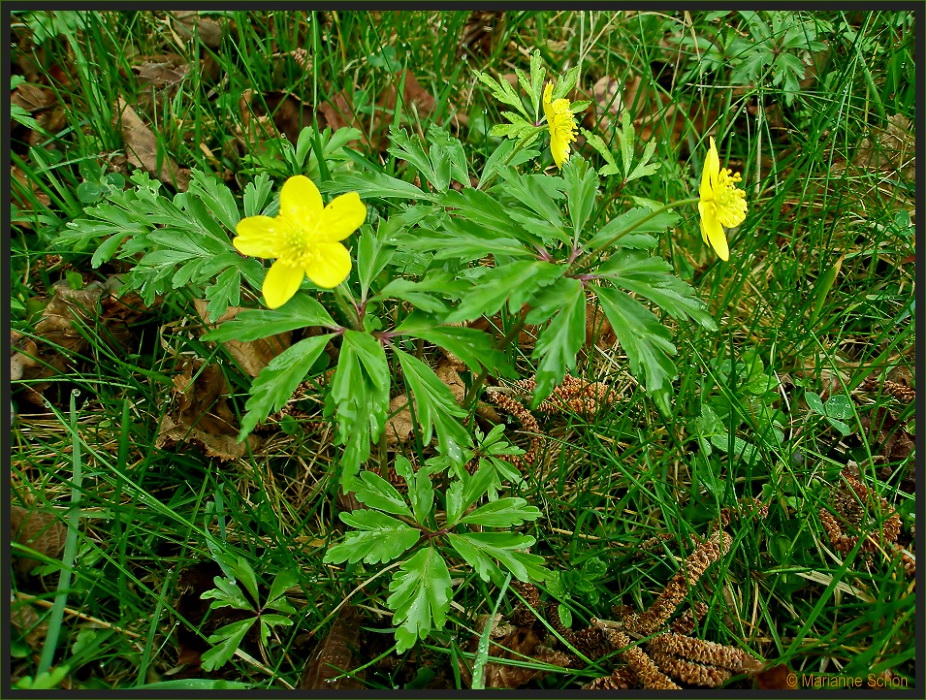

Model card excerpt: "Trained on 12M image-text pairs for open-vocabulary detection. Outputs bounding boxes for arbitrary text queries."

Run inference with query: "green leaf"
[187,171,240,234]
[201,578,253,612]
[586,207,679,251]
[377,270,468,314]
[490,114,539,140]
[330,171,435,202]
[427,124,469,188]
[203,295,338,342]
[529,50,546,115]
[411,218,532,261]
[329,331,390,486]
[580,128,621,177]
[824,394,853,420]
[595,252,717,329]
[528,277,586,405]
[388,127,440,190]
[395,455,435,526]
[552,64,582,100]
[478,140,541,189]
[238,334,332,438]
[498,170,565,228]
[476,71,530,118]
[457,498,542,527]
[626,140,661,182]
[561,156,599,237]
[394,315,512,376]
[440,188,518,237]
[324,510,420,565]
[594,285,677,413]
[353,470,413,517]
[804,391,825,415]
[445,261,564,324]
[229,556,260,604]
[447,532,547,583]
[387,547,452,653]
[356,223,396,299]
[202,618,254,671]
[394,348,471,455]
[446,461,498,524]
[267,570,299,608]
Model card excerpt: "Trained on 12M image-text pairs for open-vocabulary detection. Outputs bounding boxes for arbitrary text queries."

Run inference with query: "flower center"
[278,223,318,267]
[551,110,577,142]
[712,168,747,228]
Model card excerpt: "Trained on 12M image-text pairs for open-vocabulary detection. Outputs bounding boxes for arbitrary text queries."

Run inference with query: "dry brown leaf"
[755,663,799,690]
[860,407,915,464]
[194,300,291,378]
[170,11,223,49]
[12,278,153,404]
[459,616,571,689]
[11,82,57,111]
[11,505,67,575]
[591,75,623,131]
[27,106,67,145]
[300,605,365,689]
[11,165,52,214]
[384,394,416,445]
[115,97,190,190]
[156,358,260,460]
[10,599,48,649]
[854,114,915,181]
[457,11,506,58]
[133,53,190,89]
[11,282,103,404]
[586,300,616,348]
[385,361,465,445]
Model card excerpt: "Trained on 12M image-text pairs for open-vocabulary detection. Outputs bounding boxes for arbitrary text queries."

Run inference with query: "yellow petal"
[262,261,305,309]
[319,192,366,241]
[706,137,720,193]
[234,216,290,258]
[697,202,711,244]
[700,205,729,261]
[543,82,554,122]
[543,81,554,107]
[279,175,323,227]
[304,242,352,288]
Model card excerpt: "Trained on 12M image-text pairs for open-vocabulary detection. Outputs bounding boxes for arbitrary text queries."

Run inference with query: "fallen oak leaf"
[11,505,67,575]
[156,357,260,461]
[300,605,365,689]
[169,10,223,49]
[194,299,291,378]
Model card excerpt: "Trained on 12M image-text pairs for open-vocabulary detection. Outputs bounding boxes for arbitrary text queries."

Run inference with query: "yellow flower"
[233,175,366,308]
[542,81,578,169]
[697,137,747,261]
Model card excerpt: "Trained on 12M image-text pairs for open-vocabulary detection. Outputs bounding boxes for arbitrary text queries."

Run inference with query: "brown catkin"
[582,667,639,690]
[858,376,915,404]
[601,628,680,690]
[623,532,732,636]
[647,650,732,687]
[486,391,542,467]
[647,633,763,673]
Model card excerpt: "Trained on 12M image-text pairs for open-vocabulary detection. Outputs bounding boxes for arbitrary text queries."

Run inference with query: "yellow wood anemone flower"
[233,176,366,308]
[542,81,578,169]
[698,137,747,261]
